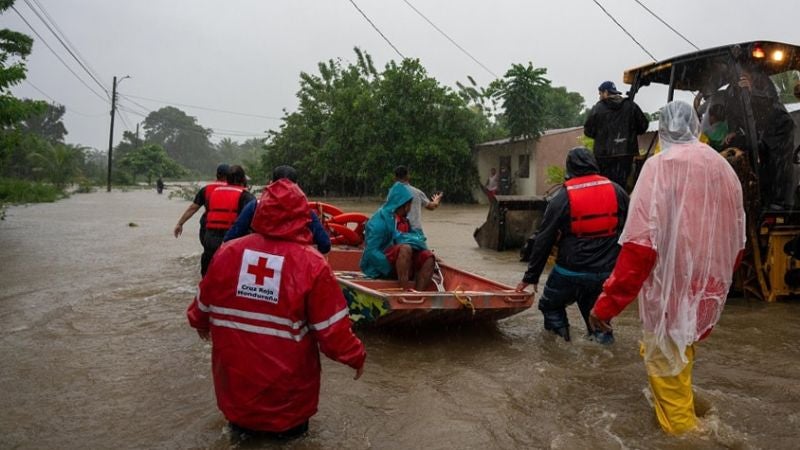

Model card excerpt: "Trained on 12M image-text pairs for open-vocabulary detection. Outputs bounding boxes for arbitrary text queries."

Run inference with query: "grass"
[0,178,64,218]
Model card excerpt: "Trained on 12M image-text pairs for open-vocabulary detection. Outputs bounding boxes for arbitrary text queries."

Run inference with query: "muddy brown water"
[1,188,799,449]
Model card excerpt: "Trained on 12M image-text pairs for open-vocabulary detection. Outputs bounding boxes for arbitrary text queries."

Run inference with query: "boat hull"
[329,249,533,327]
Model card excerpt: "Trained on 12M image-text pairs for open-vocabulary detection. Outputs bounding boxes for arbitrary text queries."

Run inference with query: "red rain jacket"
[187,179,366,432]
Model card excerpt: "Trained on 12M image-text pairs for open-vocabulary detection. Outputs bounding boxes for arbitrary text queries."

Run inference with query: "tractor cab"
[623,41,800,301]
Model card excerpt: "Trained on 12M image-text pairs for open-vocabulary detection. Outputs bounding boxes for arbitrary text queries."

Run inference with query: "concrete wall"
[474,128,583,203]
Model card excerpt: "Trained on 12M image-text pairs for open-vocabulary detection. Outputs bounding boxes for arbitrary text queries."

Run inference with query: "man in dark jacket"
[516,147,629,343]
[724,67,795,209]
[584,81,649,189]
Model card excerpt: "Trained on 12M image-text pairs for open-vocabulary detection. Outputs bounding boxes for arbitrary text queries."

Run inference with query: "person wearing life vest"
[516,147,629,343]
[187,179,366,439]
[589,101,745,434]
[201,165,255,276]
[223,165,331,254]
[174,163,229,245]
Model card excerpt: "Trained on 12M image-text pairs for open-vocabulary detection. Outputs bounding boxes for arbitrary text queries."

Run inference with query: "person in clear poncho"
[589,100,746,435]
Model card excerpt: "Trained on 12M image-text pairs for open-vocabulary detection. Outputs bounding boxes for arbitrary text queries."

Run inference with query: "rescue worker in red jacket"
[187,178,366,439]
[201,165,255,276]
[516,147,629,343]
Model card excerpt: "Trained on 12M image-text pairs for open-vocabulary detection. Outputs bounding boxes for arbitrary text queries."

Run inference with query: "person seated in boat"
[360,181,435,291]
[515,147,629,343]
[223,165,331,254]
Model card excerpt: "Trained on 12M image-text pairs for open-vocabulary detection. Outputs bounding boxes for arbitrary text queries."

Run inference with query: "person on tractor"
[723,65,795,209]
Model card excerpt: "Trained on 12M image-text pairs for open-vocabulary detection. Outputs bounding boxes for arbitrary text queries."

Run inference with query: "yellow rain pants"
[640,341,697,434]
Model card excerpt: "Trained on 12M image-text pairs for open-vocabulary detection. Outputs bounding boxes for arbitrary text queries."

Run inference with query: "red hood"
[251,179,312,244]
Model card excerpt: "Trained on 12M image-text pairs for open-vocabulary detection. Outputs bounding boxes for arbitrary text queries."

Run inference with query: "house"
[473,125,659,204]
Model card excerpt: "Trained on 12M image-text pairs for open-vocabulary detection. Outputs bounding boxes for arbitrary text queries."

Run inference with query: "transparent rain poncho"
[623,101,746,376]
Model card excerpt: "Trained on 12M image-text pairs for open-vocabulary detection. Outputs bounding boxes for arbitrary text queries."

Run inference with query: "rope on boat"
[452,284,475,316]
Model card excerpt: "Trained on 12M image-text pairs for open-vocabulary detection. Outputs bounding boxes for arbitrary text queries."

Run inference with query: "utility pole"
[106,75,117,192]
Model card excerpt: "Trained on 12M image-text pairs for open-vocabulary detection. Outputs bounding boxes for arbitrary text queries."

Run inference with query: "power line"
[29,0,108,86]
[117,104,270,138]
[346,0,405,59]
[116,107,132,131]
[590,0,656,62]
[22,79,106,117]
[400,0,498,78]
[21,0,109,95]
[10,5,109,103]
[118,93,282,120]
[632,0,699,51]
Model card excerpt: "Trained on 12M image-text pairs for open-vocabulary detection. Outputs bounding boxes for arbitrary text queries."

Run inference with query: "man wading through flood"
[516,147,628,343]
[590,100,745,434]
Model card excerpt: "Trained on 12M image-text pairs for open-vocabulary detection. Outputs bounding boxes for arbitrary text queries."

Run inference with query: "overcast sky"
[1,0,797,152]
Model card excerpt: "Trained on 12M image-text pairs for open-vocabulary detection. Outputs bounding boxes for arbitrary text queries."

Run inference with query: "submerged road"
[1,188,799,449]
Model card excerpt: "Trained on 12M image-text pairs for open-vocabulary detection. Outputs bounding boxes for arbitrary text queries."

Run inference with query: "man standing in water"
[174,164,229,270]
[516,147,628,343]
[590,101,745,434]
[187,179,366,439]
[584,81,649,189]
[201,165,255,276]
[394,166,442,233]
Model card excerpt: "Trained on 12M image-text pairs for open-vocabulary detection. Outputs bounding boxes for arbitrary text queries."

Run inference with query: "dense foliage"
[263,49,484,201]
[119,143,185,184]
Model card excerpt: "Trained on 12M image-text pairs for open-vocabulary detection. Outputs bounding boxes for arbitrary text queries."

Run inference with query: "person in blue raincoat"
[360,182,434,291]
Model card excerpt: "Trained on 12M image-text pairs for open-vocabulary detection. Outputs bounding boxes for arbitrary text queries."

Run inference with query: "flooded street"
[2,188,800,449]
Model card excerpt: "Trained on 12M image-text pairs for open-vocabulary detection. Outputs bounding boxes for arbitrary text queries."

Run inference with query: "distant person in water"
[361,182,434,291]
[156,177,164,194]
[484,167,498,201]
[223,165,331,254]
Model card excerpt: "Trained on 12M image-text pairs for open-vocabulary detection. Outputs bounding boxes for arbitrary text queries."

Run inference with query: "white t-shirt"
[405,184,430,231]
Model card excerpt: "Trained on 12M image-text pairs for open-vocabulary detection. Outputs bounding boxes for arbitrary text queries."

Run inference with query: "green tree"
[142,106,217,173]
[263,49,480,201]
[119,143,185,184]
[456,75,507,142]
[28,142,83,188]
[0,0,47,175]
[17,101,67,143]
[542,86,585,129]
[493,62,551,142]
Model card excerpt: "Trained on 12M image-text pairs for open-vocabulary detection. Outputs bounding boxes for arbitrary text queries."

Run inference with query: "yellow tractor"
[623,41,800,301]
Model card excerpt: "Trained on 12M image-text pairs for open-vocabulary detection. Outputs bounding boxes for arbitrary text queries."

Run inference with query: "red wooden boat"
[327,248,533,327]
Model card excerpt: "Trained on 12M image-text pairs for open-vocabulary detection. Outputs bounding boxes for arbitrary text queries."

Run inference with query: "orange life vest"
[203,181,227,206]
[564,174,619,238]
[206,186,245,230]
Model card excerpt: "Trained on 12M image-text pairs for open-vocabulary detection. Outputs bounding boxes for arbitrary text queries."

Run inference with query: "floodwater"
[1,188,799,450]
